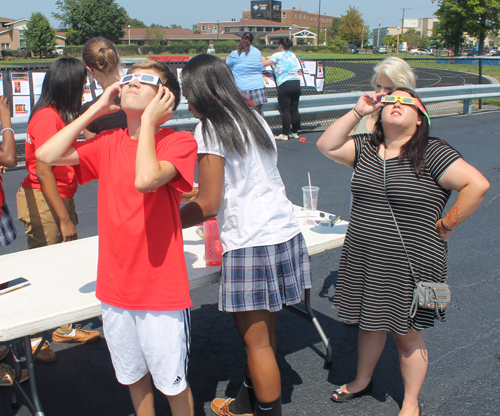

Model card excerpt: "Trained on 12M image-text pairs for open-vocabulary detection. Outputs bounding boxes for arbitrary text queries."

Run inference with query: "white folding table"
[0,207,347,416]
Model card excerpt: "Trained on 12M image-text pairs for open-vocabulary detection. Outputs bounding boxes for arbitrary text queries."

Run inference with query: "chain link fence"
[2,57,498,136]
[265,57,497,133]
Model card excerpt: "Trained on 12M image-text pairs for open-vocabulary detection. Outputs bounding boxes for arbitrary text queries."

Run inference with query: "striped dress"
[334,134,461,334]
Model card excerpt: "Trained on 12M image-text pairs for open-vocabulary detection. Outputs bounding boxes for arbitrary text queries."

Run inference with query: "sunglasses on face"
[381,95,431,125]
[119,73,160,86]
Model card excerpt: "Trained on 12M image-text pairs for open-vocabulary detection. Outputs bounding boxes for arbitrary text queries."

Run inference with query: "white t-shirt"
[194,113,301,254]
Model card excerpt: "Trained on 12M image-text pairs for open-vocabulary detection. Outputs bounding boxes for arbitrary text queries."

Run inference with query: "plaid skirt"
[219,232,312,312]
[241,88,268,106]
[0,199,17,246]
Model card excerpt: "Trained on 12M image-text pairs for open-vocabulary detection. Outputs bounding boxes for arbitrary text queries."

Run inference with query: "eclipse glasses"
[380,95,431,125]
[119,73,160,86]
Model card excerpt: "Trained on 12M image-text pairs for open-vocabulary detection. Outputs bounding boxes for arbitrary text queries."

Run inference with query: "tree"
[145,26,165,46]
[337,6,364,46]
[53,0,127,44]
[125,15,146,28]
[402,28,426,49]
[433,0,500,55]
[384,34,397,47]
[433,0,468,55]
[25,12,57,58]
[169,24,182,29]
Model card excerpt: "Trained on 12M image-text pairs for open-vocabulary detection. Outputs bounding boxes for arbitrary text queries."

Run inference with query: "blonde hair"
[371,57,416,90]
[82,37,120,75]
[128,60,181,110]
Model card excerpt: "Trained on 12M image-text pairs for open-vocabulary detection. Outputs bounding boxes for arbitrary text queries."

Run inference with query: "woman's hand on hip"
[436,219,453,242]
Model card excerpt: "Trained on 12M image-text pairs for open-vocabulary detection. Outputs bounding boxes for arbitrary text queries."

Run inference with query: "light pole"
[289,26,292,41]
[317,0,321,46]
[323,28,327,45]
[128,25,131,45]
[397,27,400,54]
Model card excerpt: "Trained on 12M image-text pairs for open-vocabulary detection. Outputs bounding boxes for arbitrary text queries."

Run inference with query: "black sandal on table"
[331,380,373,403]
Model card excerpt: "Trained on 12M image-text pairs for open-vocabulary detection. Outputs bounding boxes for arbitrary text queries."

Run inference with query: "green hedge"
[139,45,168,54]
[213,40,238,54]
[1,49,32,59]
[62,45,84,57]
[115,44,140,55]
[167,41,208,54]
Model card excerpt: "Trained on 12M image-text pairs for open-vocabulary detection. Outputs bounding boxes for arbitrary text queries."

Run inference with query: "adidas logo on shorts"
[173,375,182,385]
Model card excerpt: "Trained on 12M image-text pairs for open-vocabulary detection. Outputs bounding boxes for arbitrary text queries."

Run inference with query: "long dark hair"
[182,54,274,157]
[30,58,87,124]
[372,87,430,176]
[236,32,253,55]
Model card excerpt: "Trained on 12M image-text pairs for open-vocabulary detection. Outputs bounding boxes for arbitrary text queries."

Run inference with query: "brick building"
[0,16,65,51]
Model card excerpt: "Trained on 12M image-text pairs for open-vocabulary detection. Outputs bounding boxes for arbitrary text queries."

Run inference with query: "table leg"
[9,336,45,416]
[284,288,333,365]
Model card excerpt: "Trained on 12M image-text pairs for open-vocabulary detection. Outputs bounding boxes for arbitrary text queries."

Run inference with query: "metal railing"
[10,83,500,143]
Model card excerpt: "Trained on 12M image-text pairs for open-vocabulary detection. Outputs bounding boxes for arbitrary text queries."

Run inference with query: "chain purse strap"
[382,148,418,284]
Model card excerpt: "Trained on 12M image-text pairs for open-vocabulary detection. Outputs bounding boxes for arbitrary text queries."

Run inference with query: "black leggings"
[277,80,301,135]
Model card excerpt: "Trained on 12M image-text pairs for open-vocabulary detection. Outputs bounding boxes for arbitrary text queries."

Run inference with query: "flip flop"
[331,380,373,403]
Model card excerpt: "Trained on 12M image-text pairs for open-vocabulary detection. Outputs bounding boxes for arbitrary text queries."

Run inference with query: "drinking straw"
[308,172,313,209]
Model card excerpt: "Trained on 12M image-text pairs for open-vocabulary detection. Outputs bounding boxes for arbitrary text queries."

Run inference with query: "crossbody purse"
[382,149,451,322]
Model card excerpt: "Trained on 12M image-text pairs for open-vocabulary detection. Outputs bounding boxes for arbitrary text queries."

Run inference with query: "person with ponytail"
[180,54,311,416]
[262,37,302,140]
[17,58,101,354]
[81,37,127,139]
[225,32,268,114]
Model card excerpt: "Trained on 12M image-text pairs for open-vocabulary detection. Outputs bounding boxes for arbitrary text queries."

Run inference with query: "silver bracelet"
[1,127,14,135]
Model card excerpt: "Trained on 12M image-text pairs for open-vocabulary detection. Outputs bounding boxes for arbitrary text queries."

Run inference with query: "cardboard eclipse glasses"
[381,95,431,126]
[119,73,160,86]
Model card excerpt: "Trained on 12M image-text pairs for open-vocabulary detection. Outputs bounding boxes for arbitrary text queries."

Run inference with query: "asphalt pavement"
[1,109,499,416]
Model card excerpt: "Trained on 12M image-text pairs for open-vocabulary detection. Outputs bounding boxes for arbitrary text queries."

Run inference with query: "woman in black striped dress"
[317,88,489,416]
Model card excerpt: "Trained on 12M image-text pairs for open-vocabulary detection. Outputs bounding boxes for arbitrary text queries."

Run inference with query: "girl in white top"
[180,54,312,416]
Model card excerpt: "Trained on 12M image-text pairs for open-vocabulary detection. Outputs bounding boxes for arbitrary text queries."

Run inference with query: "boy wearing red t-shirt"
[36,61,197,416]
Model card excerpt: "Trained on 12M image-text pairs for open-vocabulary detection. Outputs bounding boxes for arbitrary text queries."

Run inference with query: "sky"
[1,0,439,36]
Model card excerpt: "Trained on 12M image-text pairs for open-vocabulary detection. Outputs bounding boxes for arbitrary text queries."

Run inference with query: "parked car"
[374,46,388,54]
[491,50,500,56]
[409,48,434,55]
[52,45,64,57]
[347,44,358,54]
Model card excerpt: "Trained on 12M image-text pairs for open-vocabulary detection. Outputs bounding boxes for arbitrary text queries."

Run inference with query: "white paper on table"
[11,73,30,95]
[13,96,31,117]
[32,72,46,95]
[0,73,4,96]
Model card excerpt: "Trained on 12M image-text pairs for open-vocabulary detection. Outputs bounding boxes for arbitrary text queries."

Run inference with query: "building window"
[295,13,297,18]
[299,14,301,19]
[283,12,286,18]
[1,43,10,50]
[257,27,263,31]
[201,25,205,30]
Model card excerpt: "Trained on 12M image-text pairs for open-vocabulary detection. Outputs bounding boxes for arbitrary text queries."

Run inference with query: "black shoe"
[331,380,373,403]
